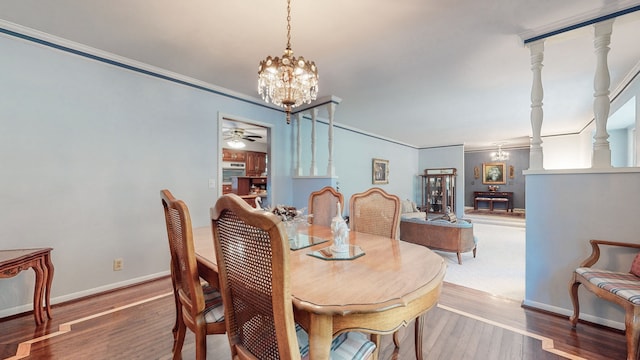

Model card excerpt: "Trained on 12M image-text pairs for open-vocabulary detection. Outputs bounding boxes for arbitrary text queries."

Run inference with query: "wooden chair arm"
[579,239,640,268]
[197,260,220,289]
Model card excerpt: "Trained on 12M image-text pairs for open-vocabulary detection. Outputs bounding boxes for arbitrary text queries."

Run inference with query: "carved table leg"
[43,251,54,320]
[32,260,45,325]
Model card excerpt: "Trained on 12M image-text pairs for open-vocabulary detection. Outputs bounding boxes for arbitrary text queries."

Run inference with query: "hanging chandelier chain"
[257,0,318,124]
[286,0,292,50]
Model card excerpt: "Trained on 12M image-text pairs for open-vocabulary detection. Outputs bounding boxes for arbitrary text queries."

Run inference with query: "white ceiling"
[1,1,639,150]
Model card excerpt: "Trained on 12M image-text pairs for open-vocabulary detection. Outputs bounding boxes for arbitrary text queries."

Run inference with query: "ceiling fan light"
[227,139,246,149]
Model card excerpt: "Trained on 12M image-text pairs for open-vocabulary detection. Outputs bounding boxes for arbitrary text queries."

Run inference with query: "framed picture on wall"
[372,158,389,184]
[482,162,506,184]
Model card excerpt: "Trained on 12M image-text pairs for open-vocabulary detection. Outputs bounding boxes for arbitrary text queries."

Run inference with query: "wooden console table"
[473,191,514,212]
[0,248,54,325]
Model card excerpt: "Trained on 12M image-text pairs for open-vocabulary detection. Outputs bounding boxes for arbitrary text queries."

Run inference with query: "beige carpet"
[435,217,525,301]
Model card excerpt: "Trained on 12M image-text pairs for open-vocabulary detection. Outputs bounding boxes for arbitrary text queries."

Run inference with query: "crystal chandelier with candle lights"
[258,0,318,124]
[491,143,509,161]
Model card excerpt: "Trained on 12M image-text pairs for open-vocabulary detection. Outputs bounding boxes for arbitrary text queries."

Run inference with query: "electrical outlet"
[113,258,123,271]
[208,178,216,189]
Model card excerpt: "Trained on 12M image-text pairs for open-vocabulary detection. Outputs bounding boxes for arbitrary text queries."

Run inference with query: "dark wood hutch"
[421,168,457,215]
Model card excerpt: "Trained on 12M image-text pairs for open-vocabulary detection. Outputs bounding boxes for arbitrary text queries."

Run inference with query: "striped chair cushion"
[296,324,376,360]
[202,284,225,323]
[576,267,640,305]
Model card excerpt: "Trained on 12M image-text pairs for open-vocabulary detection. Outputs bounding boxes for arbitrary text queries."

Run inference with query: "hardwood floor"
[0,277,627,360]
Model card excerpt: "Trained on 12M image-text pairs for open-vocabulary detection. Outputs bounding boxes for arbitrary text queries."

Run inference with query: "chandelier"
[491,144,509,161]
[258,0,318,124]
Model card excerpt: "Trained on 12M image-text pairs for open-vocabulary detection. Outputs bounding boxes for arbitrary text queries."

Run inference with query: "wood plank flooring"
[0,277,627,359]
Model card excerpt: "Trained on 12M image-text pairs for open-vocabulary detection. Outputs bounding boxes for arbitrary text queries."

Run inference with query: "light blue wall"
[0,31,295,315]
[609,128,629,167]
[293,117,420,215]
[0,27,422,316]
[524,170,640,330]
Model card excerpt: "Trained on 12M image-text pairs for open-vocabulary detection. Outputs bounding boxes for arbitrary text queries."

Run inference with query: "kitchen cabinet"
[222,148,246,162]
[232,177,268,208]
[421,168,456,215]
[245,151,267,177]
[232,177,268,196]
[222,184,233,194]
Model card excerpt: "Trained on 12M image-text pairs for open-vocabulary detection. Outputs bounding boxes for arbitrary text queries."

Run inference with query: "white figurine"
[254,196,262,210]
[331,202,349,252]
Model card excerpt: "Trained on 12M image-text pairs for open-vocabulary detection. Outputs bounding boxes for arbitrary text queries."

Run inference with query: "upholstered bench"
[474,197,492,210]
[400,217,477,264]
[491,198,509,211]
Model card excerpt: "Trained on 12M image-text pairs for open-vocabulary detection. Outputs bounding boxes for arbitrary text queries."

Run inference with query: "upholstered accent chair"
[349,187,401,240]
[210,193,376,359]
[569,239,640,360]
[160,189,226,360]
[308,186,344,227]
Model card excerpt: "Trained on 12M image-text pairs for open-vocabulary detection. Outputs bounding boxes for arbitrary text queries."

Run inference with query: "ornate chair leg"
[173,319,186,360]
[624,307,640,360]
[393,330,401,348]
[414,314,425,360]
[568,277,581,327]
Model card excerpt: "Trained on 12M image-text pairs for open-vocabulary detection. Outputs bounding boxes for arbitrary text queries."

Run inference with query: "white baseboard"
[0,271,170,319]
[522,298,624,331]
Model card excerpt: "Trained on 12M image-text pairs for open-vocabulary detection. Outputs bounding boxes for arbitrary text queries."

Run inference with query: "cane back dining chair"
[210,193,376,360]
[161,189,226,360]
[569,239,640,360]
[349,187,401,240]
[349,187,424,357]
[308,186,344,227]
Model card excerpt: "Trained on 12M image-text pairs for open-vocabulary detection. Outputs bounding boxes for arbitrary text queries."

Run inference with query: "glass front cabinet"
[421,168,457,215]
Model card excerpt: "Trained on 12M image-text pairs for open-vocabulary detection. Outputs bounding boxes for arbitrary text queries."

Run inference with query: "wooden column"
[528,40,544,170]
[295,112,303,176]
[591,20,614,168]
[326,102,336,177]
[309,108,318,176]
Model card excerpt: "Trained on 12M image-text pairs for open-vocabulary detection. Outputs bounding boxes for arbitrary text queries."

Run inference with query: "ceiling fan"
[223,128,263,142]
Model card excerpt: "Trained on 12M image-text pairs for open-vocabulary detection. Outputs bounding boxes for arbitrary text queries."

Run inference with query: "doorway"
[218,114,272,206]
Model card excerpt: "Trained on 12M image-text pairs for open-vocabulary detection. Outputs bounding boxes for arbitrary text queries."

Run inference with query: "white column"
[528,41,544,170]
[295,113,303,176]
[591,20,614,168]
[326,103,336,177]
[309,108,318,176]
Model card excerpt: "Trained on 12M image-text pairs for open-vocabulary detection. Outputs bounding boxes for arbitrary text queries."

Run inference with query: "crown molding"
[0,19,276,111]
[519,1,640,44]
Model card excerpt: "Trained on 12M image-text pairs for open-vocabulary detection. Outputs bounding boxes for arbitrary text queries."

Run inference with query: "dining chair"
[160,189,226,360]
[308,186,344,227]
[349,187,423,357]
[349,187,401,240]
[210,193,376,360]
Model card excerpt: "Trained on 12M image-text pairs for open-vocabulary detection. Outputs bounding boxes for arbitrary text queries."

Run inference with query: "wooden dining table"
[193,224,446,360]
